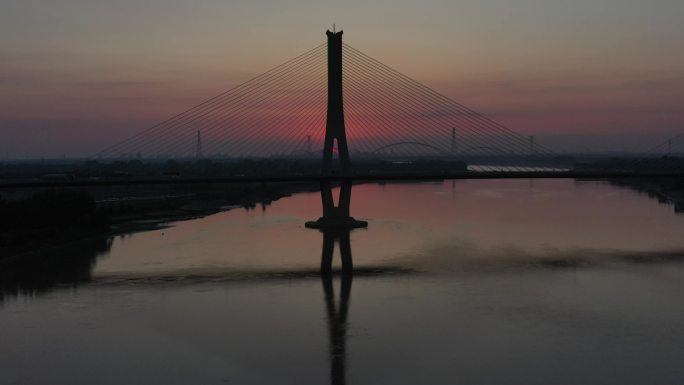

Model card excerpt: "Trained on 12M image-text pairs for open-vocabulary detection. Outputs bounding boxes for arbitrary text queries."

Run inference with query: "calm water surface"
[2,180,684,385]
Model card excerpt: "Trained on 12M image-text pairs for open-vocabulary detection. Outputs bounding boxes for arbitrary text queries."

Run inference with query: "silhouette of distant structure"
[307,30,367,231]
[196,130,203,159]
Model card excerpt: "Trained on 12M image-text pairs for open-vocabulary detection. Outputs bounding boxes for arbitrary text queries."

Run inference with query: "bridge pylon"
[322,30,350,175]
[306,30,367,233]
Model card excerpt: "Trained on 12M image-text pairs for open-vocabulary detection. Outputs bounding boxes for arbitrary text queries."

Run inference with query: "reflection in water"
[320,228,354,274]
[307,180,368,229]
[311,179,358,384]
[0,237,112,303]
[310,179,365,275]
[322,272,352,385]
[1,221,358,385]
[4,181,684,384]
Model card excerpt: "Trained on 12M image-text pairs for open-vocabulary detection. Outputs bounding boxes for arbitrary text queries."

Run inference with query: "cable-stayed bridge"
[4,30,684,188]
[3,30,684,275]
[97,36,562,171]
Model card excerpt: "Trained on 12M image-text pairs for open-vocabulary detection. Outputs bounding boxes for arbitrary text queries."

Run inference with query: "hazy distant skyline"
[2,0,683,158]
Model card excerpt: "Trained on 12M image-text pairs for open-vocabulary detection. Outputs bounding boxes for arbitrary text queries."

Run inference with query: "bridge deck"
[1,171,682,189]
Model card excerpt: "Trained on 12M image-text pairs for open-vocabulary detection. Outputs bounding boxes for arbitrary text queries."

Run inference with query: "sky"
[1,0,683,158]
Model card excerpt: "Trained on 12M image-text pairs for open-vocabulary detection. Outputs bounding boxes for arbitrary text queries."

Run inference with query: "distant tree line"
[574,156,684,172]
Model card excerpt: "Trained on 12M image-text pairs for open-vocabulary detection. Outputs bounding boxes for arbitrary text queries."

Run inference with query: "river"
[2,179,684,384]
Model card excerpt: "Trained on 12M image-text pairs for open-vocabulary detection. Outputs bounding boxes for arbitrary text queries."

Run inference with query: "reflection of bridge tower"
[306,30,367,232]
[306,180,367,229]
[322,30,350,175]
[318,222,354,383]
[322,271,352,385]
[318,225,355,274]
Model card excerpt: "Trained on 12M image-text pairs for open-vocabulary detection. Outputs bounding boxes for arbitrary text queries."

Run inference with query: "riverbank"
[0,182,318,260]
[105,182,318,233]
[609,177,684,213]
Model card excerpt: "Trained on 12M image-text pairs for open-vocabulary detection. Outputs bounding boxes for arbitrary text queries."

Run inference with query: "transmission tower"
[196,130,203,159]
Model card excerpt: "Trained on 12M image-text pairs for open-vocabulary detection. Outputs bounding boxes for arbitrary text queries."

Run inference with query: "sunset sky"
[1,0,683,158]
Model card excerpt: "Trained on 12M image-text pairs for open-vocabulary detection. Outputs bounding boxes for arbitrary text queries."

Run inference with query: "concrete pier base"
[305,217,368,229]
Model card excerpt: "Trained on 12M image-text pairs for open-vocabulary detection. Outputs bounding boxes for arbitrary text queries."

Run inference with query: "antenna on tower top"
[333,23,336,33]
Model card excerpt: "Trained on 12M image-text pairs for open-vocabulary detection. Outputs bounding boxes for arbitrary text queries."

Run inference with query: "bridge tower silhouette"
[306,30,367,273]
[322,30,351,175]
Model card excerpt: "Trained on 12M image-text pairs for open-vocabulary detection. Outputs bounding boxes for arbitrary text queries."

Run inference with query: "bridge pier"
[307,180,365,276]
[306,180,367,229]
